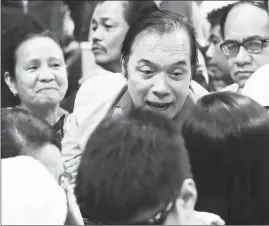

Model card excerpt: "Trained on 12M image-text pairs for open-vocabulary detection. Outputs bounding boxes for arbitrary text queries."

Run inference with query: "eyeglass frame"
[220,38,269,56]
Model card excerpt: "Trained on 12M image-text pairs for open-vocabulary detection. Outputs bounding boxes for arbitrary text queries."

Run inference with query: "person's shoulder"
[74,73,127,111]
[190,80,209,101]
[242,64,269,107]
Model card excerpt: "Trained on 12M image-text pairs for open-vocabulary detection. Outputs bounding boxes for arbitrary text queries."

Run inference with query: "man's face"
[224,3,269,89]
[126,30,192,120]
[206,25,232,91]
[90,1,130,72]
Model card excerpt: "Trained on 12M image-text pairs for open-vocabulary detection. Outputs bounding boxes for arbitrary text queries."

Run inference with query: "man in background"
[205,5,234,91]
[220,1,269,92]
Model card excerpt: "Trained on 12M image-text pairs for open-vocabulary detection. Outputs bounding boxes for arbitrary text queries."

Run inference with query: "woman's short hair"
[75,109,191,224]
[121,10,198,77]
[1,107,61,159]
[182,92,269,224]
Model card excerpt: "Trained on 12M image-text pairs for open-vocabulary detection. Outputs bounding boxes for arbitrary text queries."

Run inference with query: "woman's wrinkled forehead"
[14,36,64,64]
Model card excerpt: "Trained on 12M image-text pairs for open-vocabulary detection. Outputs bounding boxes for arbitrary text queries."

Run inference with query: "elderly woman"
[3,31,68,138]
[182,92,269,224]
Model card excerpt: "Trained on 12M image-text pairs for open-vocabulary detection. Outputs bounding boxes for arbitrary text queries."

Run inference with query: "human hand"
[64,155,81,185]
[60,177,84,225]
[190,211,225,225]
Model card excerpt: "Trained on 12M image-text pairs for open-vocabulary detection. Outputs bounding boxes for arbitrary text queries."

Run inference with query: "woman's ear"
[4,72,18,96]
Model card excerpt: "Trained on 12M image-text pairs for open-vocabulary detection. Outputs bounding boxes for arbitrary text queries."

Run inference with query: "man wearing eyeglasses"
[220,1,269,92]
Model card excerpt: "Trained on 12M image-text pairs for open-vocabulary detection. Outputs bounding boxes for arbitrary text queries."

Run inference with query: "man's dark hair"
[75,109,192,224]
[121,10,198,78]
[182,92,269,225]
[1,107,61,159]
[95,1,158,27]
[207,4,235,28]
[220,1,268,38]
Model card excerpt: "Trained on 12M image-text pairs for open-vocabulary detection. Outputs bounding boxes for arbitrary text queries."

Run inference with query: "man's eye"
[51,63,61,68]
[174,72,183,77]
[140,68,153,75]
[104,24,113,29]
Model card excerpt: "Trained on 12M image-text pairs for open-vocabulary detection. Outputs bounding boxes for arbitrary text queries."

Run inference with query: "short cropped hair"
[220,1,268,38]
[75,109,192,224]
[182,92,269,224]
[95,1,158,27]
[121,10,198,77]
[207,4,235,28]
[1,107,61,159]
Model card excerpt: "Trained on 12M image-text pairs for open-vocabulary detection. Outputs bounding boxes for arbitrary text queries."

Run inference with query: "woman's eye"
[28,65,38,71]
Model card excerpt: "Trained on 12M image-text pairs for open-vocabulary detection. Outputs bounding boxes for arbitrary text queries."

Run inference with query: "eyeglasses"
[82,198,176,225]
[220,38,269,56]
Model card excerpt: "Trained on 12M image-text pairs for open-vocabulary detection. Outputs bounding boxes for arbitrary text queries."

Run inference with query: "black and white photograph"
[1,0,269,225]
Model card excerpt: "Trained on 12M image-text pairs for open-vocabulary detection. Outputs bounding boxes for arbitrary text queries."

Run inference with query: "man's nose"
[206,44,214,59]
[152,74,170,97]
[234,46,252,67]
[91,27,104,42]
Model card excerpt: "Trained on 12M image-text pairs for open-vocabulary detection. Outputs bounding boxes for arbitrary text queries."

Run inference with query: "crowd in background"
[1,0,269,225]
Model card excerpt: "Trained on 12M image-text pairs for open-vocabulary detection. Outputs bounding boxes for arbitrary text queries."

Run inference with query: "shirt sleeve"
[61,73,127,163]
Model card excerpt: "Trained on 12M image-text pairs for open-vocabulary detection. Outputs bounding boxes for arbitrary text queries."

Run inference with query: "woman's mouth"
[146,101,171,111]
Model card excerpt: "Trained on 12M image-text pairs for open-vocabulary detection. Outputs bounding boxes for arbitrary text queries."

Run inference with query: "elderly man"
[61,10,227,224]
[220,1,269,92]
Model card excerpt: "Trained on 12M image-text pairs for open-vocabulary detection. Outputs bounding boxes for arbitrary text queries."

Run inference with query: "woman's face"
[90,1,130,72]
[126,30,192,120]
[7,37,68,109]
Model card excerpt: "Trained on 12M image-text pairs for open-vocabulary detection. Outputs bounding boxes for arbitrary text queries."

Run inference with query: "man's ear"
[175,178,197,224]
[4,72,18,96]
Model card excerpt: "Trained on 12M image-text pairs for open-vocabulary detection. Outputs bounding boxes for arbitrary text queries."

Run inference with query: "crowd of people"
[1,0,269,225]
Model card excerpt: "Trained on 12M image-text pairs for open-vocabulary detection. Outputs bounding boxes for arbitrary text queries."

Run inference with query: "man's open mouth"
[146,101,171,111]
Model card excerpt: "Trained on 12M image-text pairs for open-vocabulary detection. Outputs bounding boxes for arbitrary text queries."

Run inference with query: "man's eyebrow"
[244,35,268,41]
[225,35,267,43]
[137,59,187,67]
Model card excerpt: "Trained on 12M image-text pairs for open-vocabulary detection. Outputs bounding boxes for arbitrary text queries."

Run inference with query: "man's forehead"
[93,1,125,21]
[134,30,191,56]
[225,3,269,40]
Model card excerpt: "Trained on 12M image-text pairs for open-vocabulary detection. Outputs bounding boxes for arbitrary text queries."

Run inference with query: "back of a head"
[75,109,191,224]
[182,92,269,224]
[122,1,159,27]
[242,63,269,108]
[2,156,67,225]
[1,107,61,158]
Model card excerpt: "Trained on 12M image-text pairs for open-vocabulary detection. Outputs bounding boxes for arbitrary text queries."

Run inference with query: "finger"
[64,156,81,168]
[64,157,81,174]
[65,185,84,225]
